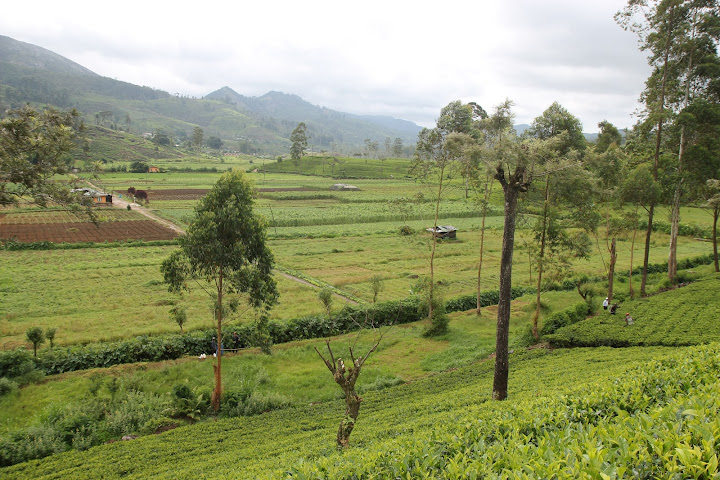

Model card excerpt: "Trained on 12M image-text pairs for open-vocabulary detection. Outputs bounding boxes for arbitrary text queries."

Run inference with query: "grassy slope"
[3,271,720,478]
[1,345,710,479]
[550,273,720,347]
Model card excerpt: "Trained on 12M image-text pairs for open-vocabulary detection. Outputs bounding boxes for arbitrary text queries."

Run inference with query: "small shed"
[426,225,457,239]
[148,166,160,173]
[330,183,359,191]
[71,188,112,205]
[92,193,113,204]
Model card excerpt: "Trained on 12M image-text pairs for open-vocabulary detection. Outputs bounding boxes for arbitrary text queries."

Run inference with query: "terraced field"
[0,210,178,243]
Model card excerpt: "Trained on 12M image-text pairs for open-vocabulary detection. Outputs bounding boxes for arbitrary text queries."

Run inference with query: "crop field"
[0,245,354,349]
[0,209,179,243]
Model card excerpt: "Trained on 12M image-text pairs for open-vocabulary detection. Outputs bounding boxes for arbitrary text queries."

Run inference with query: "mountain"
[0,35,422,155]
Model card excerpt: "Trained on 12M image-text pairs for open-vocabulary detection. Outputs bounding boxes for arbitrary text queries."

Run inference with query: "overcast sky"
[2,0,650,131]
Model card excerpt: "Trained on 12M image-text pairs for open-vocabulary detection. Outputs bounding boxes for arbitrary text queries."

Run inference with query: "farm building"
[330,183,359,191]
[71,188,113,205]
[148,166,160,173]
[426,225,457,239]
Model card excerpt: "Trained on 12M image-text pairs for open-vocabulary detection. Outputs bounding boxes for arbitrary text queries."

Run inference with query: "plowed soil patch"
[0,220,178,243]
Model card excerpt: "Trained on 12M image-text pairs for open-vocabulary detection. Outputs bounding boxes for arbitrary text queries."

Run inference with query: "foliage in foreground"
[1,345,718,479]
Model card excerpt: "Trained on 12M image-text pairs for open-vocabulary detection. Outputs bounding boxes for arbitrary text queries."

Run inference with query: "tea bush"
[546,274,720,348]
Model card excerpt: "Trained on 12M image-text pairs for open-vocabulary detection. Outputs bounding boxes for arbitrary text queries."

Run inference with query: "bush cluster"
[538,302,591,337]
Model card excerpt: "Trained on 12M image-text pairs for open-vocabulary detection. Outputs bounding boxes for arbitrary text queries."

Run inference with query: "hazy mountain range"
[0,35,597,156]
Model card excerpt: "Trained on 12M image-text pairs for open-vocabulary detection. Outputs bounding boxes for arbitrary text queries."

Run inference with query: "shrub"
[0,348,43,385]
[0,377,18,396]
[539,303,590,337]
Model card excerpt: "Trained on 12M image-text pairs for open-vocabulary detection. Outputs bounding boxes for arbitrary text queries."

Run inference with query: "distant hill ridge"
[0,35,421,155]
[0,35,599,154]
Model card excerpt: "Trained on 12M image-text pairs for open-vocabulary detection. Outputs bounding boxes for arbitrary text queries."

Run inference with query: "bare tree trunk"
[641,204,654,297]
[337,385,361,448]
[493,170,523,401]
[477,176,493,314]
[532,178,550,339]
[429,166,445,320]
[668,181,682,281]
[315,337,382,449]
[212,268,223,412]
[608,238,617,303]
[629,206,639,299]
[714,207,719,273]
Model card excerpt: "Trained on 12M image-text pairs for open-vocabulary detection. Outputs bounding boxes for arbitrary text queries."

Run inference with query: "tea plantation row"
[546,273,720,347]
[2,344,716,479]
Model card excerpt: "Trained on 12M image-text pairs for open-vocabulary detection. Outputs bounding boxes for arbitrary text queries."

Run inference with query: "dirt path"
[277,271,359,305]
[88,181,359,305]
[83,180,185,235]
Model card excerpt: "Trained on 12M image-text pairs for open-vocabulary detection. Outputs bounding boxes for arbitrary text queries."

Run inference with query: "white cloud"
[1,0,651,131]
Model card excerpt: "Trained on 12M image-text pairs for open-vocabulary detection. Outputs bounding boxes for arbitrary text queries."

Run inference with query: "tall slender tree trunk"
[643,5,675,297]
[493,169,524,401]
[212,267,224,412]
[608,238,617,303]
[713,207,719,273]
[629,206,639,299]
[641,205,654,297]
[669,8,698,283]
[429,167,445,320]
[668,179,683,280]
[532,178,550,339]
[477,177,493,314]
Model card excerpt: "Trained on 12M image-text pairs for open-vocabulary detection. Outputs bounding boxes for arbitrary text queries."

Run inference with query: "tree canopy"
[0,105,91,211]
[161,170,278,411]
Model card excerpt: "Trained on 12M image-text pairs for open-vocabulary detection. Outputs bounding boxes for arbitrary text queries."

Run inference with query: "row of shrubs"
[2,288,533,379]
[0,239,177,251]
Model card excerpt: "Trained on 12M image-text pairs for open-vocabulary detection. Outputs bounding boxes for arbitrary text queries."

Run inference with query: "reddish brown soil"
[0,220,178,243]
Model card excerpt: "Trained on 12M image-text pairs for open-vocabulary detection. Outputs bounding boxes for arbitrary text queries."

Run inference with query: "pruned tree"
[169,305,188,333]
[318,288,334,317]
[26,327,45,358]
[314,327,388,449]
[412,101,474,329]
[161,171,278,412]
[485,100,574,400]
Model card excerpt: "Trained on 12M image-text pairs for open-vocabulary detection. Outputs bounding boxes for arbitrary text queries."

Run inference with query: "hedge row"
[0,239,177,251]
[444,287,534,312]
[9,286,539,377]
[8,252,716,376]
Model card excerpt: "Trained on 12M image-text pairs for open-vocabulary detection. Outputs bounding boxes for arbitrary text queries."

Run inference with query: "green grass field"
[2,156,720,478]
